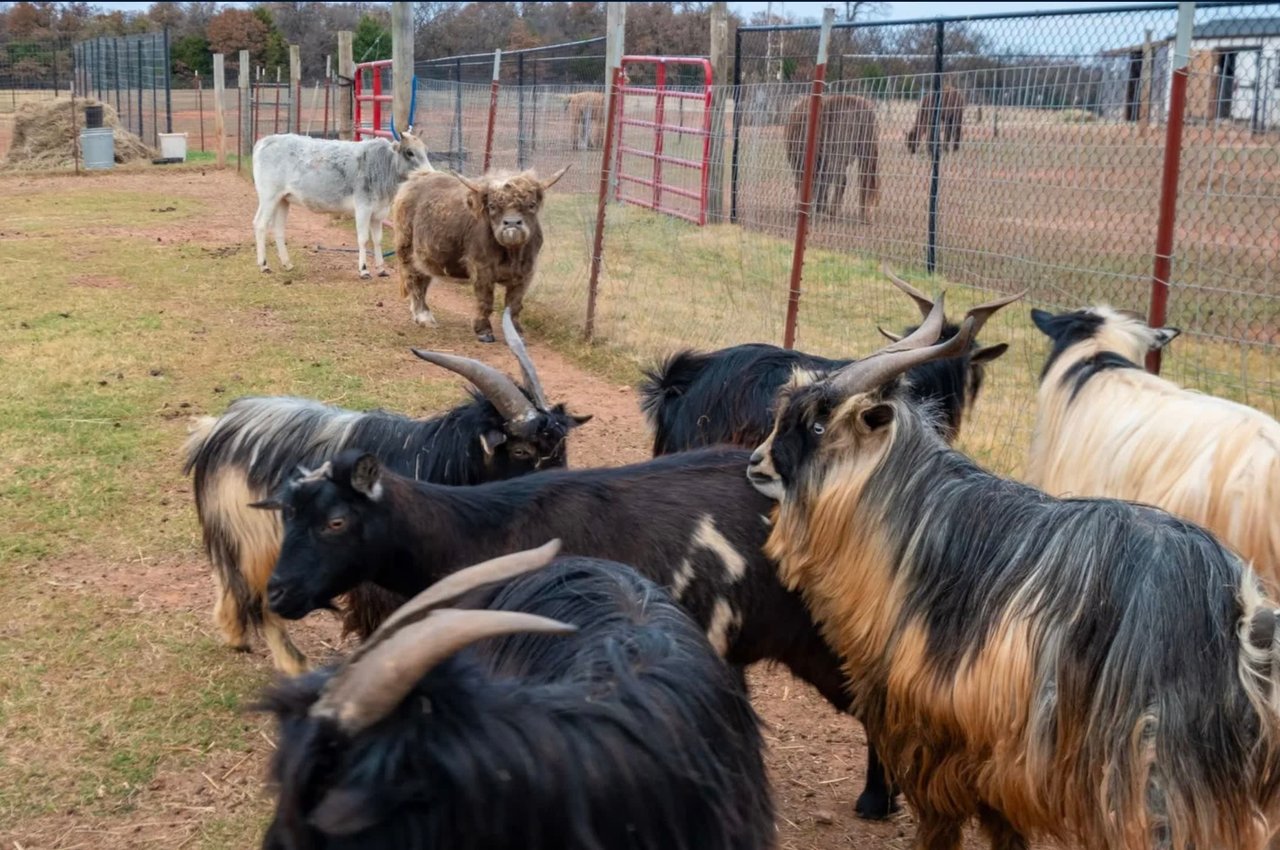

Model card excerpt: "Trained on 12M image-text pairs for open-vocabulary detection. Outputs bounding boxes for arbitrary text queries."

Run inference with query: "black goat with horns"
[259,540,775,850]
[640,266,1023,455]
[183,310,590,673]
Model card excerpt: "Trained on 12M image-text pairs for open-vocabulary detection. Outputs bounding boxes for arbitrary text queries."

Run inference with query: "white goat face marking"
[692,515,747,582]
[670,557,696,600]
[706,599,738,656]
[297,461,333,484]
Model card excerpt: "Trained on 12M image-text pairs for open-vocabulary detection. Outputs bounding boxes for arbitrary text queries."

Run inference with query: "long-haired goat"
[183,312,590,674]
[259,541,774,850]
[641,269,1020,455]
[256,442,898,820]
[747,297,1280,849]
[1028,305,1280,590]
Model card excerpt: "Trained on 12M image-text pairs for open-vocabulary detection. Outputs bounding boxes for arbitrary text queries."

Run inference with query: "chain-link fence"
[73,32,172,149]
[0,33,73,158]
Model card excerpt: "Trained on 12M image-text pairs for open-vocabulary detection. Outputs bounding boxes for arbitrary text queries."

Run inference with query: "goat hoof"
[476,332,496,344]
[359,270,372,280]
[854,790,900,821]
[412,311,438,328]
[282,263,295,272]
[377,268,390,278]
[259,266,272,274]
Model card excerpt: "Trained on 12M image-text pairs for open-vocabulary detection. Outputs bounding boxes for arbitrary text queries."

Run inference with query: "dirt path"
[4,166,1001,849]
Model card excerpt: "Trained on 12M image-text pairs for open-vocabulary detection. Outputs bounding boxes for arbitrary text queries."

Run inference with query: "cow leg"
[407,273,437,328]
[253,195,280,273]
[355,206,373,280]
[472,277,497,343]
[915,811,964,850]
[952,119,962,152]
[503,281,528,335]
[370,214,389,277]
[272,200,293,271]
[828,169,849,218]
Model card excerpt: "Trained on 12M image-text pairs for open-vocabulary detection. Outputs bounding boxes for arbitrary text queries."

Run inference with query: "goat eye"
[812,422,825,435]
[326,516,347,532]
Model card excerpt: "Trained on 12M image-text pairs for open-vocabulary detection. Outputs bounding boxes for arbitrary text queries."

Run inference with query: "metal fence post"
[926,20,944,275]
[517,52,526,169]
[483,49,502,172]
[136,39,144,141]
[163,27,172,133]
[454,58,464,167]
[1147,1,1195,375]
[783,8,835,350]
[586,23,626,342]
[729,26,742,224]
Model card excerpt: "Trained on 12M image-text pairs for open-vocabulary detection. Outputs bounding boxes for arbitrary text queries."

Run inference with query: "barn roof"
[1190,16,1280,40]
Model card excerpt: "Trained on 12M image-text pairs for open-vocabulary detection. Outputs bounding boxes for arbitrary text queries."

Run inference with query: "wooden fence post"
[707,2,730,221]
[338,31,354,140]
[289,44,301,133]
[213,53,226,167]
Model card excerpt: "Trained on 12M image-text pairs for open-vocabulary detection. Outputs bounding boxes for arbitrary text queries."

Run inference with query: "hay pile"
[3,97,155,170]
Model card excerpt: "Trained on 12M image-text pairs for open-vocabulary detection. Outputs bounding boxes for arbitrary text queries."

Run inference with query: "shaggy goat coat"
[758,388,1280,849]
[1028,306,1280,590]
[260,557,775,850]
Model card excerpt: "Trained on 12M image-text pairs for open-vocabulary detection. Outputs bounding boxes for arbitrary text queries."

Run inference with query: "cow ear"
[348,454,383,501]
[480,430,507,457]
[465,188,487,216]
[860,403,895,432]
[1030,308,1057,337]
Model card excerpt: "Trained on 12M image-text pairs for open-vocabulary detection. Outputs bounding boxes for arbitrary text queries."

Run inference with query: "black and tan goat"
[183,311,590,673]
[1028,305,1280,592]
[640,268,1020,455]
[257,442,897,820]
[747,298,1280,849]
[259,541,774,850]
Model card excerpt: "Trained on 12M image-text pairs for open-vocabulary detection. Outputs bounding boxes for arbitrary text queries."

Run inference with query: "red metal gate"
[613,56,713,226]
[354,59,393,140]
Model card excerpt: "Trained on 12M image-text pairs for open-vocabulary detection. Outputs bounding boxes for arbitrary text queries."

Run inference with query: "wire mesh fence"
[73,32,171,149]
[0,34,73,158]
[416,37,608,86]
[400,2,1278,480]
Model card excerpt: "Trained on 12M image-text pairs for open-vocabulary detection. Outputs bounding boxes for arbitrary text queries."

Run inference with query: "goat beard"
[494,225,530,248]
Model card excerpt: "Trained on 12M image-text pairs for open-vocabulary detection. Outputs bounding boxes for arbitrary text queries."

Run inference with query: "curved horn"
[501,309,549,410]
[830,315,977,397]
[963,289,1028,336]
[451,171,485,193]
[411,349,537,425]
[882,263,934,320]
[343,539,563,668]
[312,608,576,734]
[540,164,571,190]
[876,326,904,343]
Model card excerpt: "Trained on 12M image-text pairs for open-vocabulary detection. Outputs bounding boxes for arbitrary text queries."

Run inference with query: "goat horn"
[313,608,576,734]
[963,288,1028,336]
[876,326,904,343]
[882,263,934,320]
[501,308,549,411]
[347,539,564,666]
[830,313,977,397]
[411,348,537,425]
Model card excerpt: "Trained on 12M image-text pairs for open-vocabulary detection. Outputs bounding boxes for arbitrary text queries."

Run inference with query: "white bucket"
[158,132,188,161]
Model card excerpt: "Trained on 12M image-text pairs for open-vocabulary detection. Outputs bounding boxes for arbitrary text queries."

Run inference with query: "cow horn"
[876,326,904,343]
[501,309,548,410]
[311,541,572,733]
[830,311,978,397]
[540,164,571,190]
[882,263,934,320]
[963,288,1028,336]
[410,348,537,425]
[451,171,485,194]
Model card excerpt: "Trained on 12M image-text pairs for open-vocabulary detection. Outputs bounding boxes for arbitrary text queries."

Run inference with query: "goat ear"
[1151,326,1180,350]
[309,786,386,836]
[969,342,1009,364]
[348,454,383,501]
[569,412,593,427]
[1030,308,1057,336]
[860,403,895,432]
[480,429,507,456]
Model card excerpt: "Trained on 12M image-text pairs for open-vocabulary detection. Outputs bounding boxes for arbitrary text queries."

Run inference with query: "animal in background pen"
[906,84,965,155]
[564,91,605,149]
[784,93,880,223]
[1028,305,1280,590]
[747,300,1280,850]
[392,165,570,343]
[251,130,429,279]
